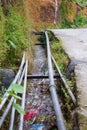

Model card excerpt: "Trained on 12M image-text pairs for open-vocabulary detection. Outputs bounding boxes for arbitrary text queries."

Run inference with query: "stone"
[0,69,15,89]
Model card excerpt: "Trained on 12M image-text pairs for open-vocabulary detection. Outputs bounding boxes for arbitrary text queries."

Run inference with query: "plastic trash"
[38,116,45,122]
[24,109,39,120]
[30,124,45,130]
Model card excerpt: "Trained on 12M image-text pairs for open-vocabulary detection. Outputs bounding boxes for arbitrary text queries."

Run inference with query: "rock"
[66,60,78,79]
[0,69,15,89]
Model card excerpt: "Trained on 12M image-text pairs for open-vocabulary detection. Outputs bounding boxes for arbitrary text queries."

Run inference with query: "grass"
[58,10,87,28]
[58,0,87,28]
[0,3,31,68]
[47,31,79,129]
[0,5,7,67]
[49,32,69,73]
[71,11,87,27]
[75,0,87,7]
[5,6,29,66]
[78,114,87,130]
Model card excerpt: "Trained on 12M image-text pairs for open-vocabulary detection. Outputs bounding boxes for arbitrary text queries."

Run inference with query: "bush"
[0,5,29,67]
[59,11,87,28]
[71,11,87,27]
[0,6,7,67]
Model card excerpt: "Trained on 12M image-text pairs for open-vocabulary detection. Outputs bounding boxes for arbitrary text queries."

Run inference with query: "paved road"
[51,29,87,118]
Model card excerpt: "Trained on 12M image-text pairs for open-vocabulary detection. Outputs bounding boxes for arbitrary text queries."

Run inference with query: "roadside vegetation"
[0,0,87,69]
[48,32,69,73]
[46,31,78,129]
[75,0,87,7]
[0,0,87,129]
[59,0,87,28]
[0,2,31,69]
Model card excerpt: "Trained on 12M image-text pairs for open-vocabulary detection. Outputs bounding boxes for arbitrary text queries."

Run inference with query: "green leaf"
[11,93,21,100]
[13,103,25,115]
[11,84,24,94]
[8,40,17,49]
[7,90,14,95]
[7,90,21,99]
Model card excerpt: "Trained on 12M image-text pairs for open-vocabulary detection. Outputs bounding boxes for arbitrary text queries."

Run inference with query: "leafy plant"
[7,83,25,115]
[0,5,7,67]
[0,4,30,67]
[71,11,87,27]
[49,32,69,73]
[8,40,17,49]
[5,6,29,65]
[13,103,25,115]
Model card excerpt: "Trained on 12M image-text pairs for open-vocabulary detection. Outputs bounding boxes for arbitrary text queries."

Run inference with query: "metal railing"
[51,55,76,105]
[0,52,28,130]
[0,30,77,130]
[45,31,66,130]
[44,30,77,129]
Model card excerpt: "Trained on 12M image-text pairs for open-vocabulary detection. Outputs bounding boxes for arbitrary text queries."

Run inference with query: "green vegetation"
[78,114,87,130]
[48,32,77,129]
[60,11,87,28]
[0,4,30,68]
[75,0,87,7]
[72,11,87,27]
[0,6,6,67]
[40,31,69,73]
[60,0,87,28]
[7,83,25,115]
[48,32,69,73]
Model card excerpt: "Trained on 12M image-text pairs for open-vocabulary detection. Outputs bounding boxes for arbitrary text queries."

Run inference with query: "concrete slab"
[51,29,87,119]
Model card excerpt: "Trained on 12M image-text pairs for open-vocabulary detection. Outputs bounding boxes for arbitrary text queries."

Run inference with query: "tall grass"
[48,32,69,73]
[0,4,30,68]
[59,10,87,28]
[75,0,87,7]
[0,6,7,67]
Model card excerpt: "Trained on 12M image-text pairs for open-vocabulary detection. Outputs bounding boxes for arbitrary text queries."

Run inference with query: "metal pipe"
[0,53,25,110]
[19,60,28,130]
[9,64,26,130]
[0,97,14,128]
[9,99,16,130]
[27,74,59,79]
[45,31,66,130]
[51,55,76,105]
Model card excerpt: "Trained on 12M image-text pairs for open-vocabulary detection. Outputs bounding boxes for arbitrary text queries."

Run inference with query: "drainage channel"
[23,31,78,130]
[0,31,78,130]
[23,31,66,130]
[23,40,58,129]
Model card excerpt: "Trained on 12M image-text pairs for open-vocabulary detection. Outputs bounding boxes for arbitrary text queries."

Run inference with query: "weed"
[71,11,87,27]
[0,5,7,67]
[0,4,30,68]
[7,83,25,115]
[5,6,29,65]
[49,34,69,73]
[75,0,87,7]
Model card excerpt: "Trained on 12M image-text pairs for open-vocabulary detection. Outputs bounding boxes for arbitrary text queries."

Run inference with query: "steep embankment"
[24,0,57,29]
[24,0,87,29]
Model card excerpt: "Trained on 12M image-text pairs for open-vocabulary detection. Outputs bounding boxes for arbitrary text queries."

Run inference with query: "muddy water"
[23,45,57,130]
